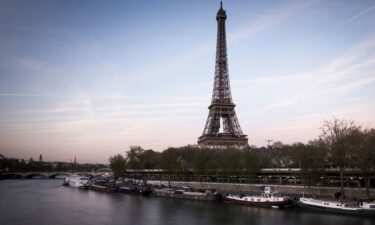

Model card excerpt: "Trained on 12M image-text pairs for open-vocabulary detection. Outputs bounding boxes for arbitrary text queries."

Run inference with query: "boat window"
[257,199,260,202]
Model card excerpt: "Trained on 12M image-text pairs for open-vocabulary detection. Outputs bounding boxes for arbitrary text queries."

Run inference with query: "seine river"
[0,180,373,225]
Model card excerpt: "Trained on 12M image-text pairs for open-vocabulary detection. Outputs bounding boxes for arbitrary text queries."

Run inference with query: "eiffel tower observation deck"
[198,2,249,149]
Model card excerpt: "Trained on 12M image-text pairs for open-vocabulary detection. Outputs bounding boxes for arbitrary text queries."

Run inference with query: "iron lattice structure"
[198,3,249,149]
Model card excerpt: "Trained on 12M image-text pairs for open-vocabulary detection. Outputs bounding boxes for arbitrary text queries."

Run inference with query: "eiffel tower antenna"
[198,2,249,149]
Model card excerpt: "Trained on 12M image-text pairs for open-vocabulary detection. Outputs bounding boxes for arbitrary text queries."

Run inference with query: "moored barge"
[297,197,375,215]
[224,187,292,208]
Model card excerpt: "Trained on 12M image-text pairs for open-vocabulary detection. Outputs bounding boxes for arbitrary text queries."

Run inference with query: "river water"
[0,180,373,225]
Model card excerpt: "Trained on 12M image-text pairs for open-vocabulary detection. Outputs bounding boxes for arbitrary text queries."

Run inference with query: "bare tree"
[354,128,375,198]
[320,119,361,199]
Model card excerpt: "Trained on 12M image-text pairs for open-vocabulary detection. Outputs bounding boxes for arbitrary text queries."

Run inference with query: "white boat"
[62,177,70,186]
[224,187,292,208]
[361,202,375,210]
[68,175,90,188]
[297,197,375,215]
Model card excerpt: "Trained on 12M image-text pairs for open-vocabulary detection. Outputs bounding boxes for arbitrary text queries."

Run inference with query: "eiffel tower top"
[217,1,227,19]
[211,1,232,106]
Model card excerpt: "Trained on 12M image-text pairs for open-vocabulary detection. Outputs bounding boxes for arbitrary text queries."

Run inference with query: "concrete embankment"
[146,180,374,199]
[154,189,218,201]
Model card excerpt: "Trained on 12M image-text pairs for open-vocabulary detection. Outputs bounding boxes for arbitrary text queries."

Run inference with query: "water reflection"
[0,180,373,225]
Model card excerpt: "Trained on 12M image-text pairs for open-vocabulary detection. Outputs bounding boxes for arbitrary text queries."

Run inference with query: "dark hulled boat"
[116,180,153,196]
[90,178,116,192]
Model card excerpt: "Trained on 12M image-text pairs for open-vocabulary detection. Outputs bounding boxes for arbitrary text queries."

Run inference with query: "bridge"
[0,171,112,179]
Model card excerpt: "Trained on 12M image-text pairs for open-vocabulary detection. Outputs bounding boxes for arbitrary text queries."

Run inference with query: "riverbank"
[145,180,374,200]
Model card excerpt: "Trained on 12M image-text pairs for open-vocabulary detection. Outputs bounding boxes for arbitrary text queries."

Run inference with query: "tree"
[138,150,160,169]
[39,154,43,162]
[239,151,260,176]
[296,140,327,186]
[320,119,360,199]
[125,146,144,170]
[353,128,375,198]
[109,154,126,178]
[192,150,207,175]
[160,148,182,174]
[217,149,240,176]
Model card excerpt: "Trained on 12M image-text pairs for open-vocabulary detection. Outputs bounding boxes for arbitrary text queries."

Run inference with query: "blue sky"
[1,0,375,163]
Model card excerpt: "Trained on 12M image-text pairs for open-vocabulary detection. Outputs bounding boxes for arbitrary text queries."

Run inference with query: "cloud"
[2,0,374,160]
[0,92,203,100]
[252,33,375,111]
[0,0,318,106]
[230,32,375,146]
[298,3,375,47]
[230,0,319,43]
[36,102,205,114]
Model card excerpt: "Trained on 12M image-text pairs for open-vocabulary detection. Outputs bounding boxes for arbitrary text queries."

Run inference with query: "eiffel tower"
[198,2,249,149]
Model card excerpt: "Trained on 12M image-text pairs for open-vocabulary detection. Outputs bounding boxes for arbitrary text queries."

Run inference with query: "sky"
[0,0,375,163]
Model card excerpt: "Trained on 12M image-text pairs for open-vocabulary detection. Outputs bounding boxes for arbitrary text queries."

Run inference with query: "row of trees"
[109,146,260,178]
[110,119,375,197]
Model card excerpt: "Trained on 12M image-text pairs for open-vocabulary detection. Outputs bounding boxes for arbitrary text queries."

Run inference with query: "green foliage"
[157,147,260,176]
[240,151,260,175]
[160,148,183,174]
[296,141,327,186]
[109,154,126,178]
[125,146,144,170]
[139,150,160,169]
[192,150,206,175]
[216,149,240,175]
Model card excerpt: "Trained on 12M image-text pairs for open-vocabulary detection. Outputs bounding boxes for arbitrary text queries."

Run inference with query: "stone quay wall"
[146,180,374,199]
